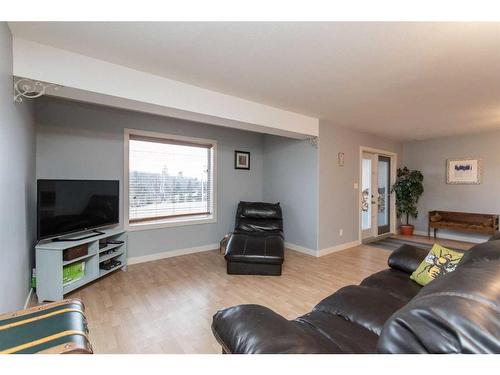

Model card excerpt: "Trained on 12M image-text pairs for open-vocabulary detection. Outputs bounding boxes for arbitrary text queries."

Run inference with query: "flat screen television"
[37,179,119,240]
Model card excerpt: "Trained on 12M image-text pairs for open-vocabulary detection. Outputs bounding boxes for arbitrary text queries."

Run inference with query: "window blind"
[128,134,214,223]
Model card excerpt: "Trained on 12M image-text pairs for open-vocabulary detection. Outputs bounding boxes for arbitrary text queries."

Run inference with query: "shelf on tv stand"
[36,228,128,302]
[98,242,123,254]
[99,264,124,278]
[62,252,96,266]
[99,249,125,263]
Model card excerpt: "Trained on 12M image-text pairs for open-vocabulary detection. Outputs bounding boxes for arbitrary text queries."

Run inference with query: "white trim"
[24,287,33,309]
[286,240,363,258]
[358,146,398,242]
[285,242,317,257]
[414,230,485,244]
[128,239,364,265]
[128,217,217,232]
[318,240,362,257]
[128,243,219,265]
[123,128,218,232]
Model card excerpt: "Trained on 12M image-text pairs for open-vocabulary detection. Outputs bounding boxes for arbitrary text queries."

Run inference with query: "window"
[125,129,216,229]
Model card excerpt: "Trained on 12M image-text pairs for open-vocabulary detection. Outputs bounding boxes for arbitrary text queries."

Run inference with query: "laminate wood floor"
[62,245,391,353]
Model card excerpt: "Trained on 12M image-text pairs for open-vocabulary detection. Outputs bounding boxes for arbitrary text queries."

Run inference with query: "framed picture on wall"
[446,158,481,184]
[234,151,250,170]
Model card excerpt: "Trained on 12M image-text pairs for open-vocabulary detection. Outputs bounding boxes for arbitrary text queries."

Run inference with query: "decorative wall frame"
[234,150,250,170]
[446,158,481,184]
[13,78,61,103]
[305,136,318,148]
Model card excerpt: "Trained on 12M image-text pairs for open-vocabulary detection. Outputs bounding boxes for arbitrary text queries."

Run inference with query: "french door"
[361,152,392,240]
[377,156,391,235]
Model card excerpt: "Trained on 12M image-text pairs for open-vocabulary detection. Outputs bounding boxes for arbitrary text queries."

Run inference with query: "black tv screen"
[37,179,119,240]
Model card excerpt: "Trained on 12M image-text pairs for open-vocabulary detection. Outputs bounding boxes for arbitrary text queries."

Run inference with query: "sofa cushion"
[388,244,429,274]
[378,259,500,353]
[235,218,283,233]
[234,201,283,233]
[212,304,343,353]
[313,285,408,335]
[361,269,422,301]
[297,311,379,353]
[458,239,500,268]
[237,201,282,219]
[225,232,284,265]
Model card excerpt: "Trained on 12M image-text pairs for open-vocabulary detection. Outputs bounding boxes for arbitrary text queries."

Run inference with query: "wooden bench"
[428,210,499,238]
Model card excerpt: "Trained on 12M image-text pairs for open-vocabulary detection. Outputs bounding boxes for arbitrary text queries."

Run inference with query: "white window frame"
[124,128,217,232]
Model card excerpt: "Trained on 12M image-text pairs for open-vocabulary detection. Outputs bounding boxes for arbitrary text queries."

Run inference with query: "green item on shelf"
[63,261,86,285]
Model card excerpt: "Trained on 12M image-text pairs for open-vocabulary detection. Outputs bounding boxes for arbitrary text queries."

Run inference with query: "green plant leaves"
[391,166,424,225]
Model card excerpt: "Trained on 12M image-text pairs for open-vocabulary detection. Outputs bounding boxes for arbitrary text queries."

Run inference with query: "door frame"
[360,151,376,240]
[358,146,398,242]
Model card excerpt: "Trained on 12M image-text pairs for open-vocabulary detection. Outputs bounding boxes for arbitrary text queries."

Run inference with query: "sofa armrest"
[388,244,429,274]
[211,304,341,354]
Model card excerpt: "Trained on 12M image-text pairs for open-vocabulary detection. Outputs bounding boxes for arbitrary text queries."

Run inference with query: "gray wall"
[403,130,500,242]
[35,97,265,258]
[319,121,402,250]
[0,23,36,313]
[263,135,318,250]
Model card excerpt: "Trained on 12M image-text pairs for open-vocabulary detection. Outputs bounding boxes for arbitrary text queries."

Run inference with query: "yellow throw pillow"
[410,244,464,286]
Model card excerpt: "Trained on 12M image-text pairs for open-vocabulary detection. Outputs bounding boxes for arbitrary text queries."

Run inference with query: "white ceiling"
[8,22,500,141]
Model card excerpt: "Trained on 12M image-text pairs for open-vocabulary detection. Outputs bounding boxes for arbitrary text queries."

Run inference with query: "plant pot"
[399,224,414,236]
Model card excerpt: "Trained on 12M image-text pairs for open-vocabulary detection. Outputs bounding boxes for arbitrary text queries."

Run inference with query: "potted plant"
[391,167,424,235]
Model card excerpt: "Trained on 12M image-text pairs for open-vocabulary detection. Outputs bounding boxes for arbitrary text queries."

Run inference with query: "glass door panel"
[361,158,372,231]
[377,156,391,235]
[361,154,375,239]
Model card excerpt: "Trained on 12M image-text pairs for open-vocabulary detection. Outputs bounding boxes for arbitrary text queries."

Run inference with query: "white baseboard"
[129,238,364,265]
[286,240,362,257]
[414,230,485,244]
[285,242,318,257]
[318,240,362,257]
[24,287,33,309]
[128,243,219,265]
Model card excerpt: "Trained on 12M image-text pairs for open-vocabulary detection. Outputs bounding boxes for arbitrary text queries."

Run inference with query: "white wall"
[0,23,36,313]
[35,97,265,258]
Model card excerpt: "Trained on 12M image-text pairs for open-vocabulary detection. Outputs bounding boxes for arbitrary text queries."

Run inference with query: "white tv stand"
[35,228,127,302]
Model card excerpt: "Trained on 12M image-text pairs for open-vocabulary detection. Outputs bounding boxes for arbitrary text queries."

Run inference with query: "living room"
[1,1,499,372]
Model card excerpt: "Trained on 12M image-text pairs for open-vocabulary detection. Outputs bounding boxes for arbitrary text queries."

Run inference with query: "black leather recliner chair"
[212,235,500,353]
[224,201,285,276]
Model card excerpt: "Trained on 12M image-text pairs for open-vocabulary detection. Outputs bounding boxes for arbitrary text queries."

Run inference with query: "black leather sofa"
[224,202,284,276]
[212,236,500,353]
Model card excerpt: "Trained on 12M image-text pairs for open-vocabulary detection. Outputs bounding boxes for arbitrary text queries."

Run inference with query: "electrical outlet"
[353,182,359,189]
[339,229,343,237]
